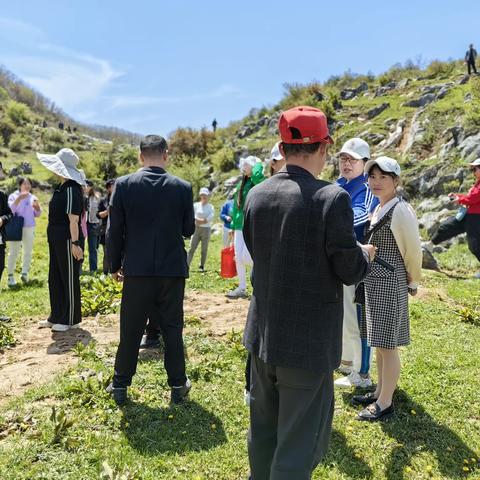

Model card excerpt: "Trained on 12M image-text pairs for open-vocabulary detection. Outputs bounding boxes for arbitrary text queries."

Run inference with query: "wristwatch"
[72,240,81,246]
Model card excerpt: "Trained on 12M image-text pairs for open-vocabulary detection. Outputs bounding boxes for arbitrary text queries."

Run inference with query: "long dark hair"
[237,175,248,209]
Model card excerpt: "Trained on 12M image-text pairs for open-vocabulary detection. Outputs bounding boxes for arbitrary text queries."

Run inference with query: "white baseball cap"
[365,156,401,176]
[469,158,480,167]
[339,138,370,160]
[268,142,283,163]
[199,187,210,196]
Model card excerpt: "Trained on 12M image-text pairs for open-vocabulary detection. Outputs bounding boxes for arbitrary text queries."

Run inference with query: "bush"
[0,117,16,146]
[41,128,66,152]
[425,60,456,79]
[169,127,217,159]
[5,100,30,125]
[0,87,8,103]
[465,77,480,129]
[210,147,236,172]
[169,155,209,197]
[8,133,27,152]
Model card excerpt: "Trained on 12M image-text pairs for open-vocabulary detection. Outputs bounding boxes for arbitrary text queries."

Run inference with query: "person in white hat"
[36,148,86,332]
[266,141,286,176]
[335,138,379,389]
[187,187,214,272]
[431,157,480,278]
[352,156,422,421]
[226,156,265,298]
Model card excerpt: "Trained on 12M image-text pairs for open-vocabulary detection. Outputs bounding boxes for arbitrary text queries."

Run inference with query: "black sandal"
[357,402,394,421]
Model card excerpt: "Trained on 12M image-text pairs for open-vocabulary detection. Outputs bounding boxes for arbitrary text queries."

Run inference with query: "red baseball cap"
[278,106,333,145]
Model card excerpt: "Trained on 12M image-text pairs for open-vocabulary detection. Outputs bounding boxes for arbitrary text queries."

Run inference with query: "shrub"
[41,128,66,152]
[5,100,30,125]
[0,117,16,146]
[0,87,8,103]
[211,147,236,172]
[425,60,456,79]
[169,127,217,159]
[8,133,27,152]
[465,77,480,129]
[169,155,209,197]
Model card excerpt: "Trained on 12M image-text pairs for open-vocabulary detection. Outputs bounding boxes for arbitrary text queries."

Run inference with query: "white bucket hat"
[239,155,261,172]
[199,187,211,196]
[36,148,86,186]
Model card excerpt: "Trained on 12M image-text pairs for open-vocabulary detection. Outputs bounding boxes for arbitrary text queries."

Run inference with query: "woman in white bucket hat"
[36,148,86,332]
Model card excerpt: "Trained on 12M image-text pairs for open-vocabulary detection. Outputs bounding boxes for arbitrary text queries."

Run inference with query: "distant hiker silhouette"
[212,118,217,132]
[465,43,477,75]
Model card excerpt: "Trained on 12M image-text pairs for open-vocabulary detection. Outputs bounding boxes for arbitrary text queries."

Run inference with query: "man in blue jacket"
[106,135,195,405]
[335,138,379,389]
[219,197,234,247]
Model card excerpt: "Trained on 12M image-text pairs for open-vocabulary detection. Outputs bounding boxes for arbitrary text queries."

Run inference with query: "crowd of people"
[0,102,480,478]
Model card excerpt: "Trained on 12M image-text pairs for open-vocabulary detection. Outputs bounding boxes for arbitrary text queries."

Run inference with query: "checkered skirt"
[360,206,410,349]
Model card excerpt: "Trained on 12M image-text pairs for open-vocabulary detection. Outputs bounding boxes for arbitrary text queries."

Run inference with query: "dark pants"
[431,214,480,262]
[248,355,334,480]
[113,276,187,388]
[467,60,477,75]
[145,316,162,340]
[0,245,5,283]
[87,223,100,272]
[48,239,82,325]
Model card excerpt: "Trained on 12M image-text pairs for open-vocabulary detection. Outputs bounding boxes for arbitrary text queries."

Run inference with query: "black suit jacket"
[106,166,195,277]
[242,165,369,373]
[0,190,12,243]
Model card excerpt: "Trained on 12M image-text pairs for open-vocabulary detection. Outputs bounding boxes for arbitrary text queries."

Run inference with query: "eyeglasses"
[339,157,360,165]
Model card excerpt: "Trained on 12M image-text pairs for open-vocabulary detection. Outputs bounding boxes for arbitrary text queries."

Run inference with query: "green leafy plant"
[0,322,16,350]
[100,461,137,480]
[5,100,31,125]
[80,275,123,316]
[50,406,78,449]
[8,132,27,152]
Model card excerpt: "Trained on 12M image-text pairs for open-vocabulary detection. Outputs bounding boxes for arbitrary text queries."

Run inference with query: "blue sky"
[0,1,478,135]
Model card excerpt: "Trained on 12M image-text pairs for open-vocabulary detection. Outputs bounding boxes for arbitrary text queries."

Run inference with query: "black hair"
[282,142,322,157]
[140,135,168,156]
[367,164,398,179]
[17,176,31,188]
[105,179,115,188]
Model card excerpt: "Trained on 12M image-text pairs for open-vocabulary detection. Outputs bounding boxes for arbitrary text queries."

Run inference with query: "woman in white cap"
[334,138,378,390]
[267,141,286,176]
[37,148,86,332]
[226,156,265,298]
[187,187,214,272]
[431,158,480,277]
[353,157,422,421]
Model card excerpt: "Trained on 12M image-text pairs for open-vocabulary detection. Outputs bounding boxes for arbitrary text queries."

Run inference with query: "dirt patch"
[0,291,249,405]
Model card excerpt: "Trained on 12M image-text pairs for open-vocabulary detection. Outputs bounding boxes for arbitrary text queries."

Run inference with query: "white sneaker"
[38,320,54,329]
[7,275,16,287]
[244,389,251,407]
[226,287,247,299]
[335,371,373,389]
[51,323,81,332]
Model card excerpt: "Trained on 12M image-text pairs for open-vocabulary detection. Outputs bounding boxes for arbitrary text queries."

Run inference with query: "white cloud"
[0,17,122,110]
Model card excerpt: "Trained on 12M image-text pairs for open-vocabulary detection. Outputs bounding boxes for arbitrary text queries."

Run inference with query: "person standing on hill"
[85,181,101,273]
[97,178,115,274]
[7,177,42,286]
[187,187,214,272]
[243,106,374,479]
[334,138,379,389]
[465,44,478,75]
[106,135,195,406]
[431,158,480,278]
[226,156,265,299]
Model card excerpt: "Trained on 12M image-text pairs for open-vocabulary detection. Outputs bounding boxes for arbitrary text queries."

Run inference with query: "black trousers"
[0,245,5,284]
[113,276,187,388]
[248,355,334,480]
[467,61,477,75]
[48,239,82,325]
[431,214,480,262]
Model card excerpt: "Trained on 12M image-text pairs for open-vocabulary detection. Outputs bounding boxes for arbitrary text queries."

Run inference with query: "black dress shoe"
[106,383,127,406]
[357,402,394,421]
[352,391,377,406]
[171,379,191,404]
[140,335,161,349]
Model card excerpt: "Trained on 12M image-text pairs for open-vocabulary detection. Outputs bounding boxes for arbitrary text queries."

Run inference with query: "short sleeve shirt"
[47,180,84,242]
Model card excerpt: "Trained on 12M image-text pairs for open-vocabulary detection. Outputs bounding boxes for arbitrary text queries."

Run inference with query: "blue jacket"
[336,174,379,241]
[220,199,234,229]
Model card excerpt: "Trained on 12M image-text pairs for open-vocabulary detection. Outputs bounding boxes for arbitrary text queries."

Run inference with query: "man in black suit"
[0,190,12,321]
[243,106,375,479]
[106,135,195,405]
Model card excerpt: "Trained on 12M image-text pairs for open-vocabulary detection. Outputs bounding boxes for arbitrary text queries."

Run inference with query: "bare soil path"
[0,291,249,405]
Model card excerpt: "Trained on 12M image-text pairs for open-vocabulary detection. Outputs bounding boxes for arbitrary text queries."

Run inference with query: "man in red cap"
[242,106,375,479]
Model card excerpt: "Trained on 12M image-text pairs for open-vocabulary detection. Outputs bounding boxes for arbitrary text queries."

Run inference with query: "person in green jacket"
[226,155,265,298]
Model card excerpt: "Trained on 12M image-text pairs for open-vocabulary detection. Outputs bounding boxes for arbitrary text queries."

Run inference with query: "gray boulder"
[404,109,425,152]
[403,93,436,108]
[340,82,369,100]
[458,132,480,160]
[397,78,411,89]
[378,119,406,149]
[359,131,386,145]
[421,243,440,271]
[457,74,470,85]
[367,102,389,119]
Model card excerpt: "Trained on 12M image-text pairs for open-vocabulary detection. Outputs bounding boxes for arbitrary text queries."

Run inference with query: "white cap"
[268,142,283,163]
[365,156,401,176]
[239,155,260,170]
[199,187,210,196]
[469,158,480,167]
[339,138,370,160]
